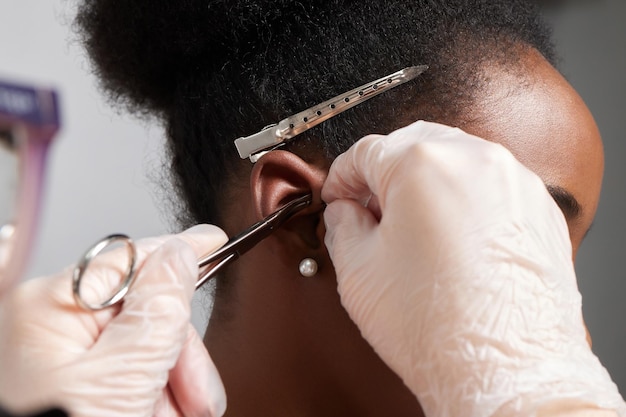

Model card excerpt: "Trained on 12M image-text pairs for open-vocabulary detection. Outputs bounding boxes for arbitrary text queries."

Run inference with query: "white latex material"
[322,121,626,417]
[0,225,228,417]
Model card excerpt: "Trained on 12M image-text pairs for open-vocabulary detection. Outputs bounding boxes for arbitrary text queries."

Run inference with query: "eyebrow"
[546,185,582,221]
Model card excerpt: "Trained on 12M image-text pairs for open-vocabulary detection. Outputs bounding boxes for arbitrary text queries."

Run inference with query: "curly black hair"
[75,0,555,228]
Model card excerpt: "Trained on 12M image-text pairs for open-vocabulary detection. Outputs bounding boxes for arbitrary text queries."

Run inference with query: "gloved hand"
[322,120,626,417]
[0,225,228,417]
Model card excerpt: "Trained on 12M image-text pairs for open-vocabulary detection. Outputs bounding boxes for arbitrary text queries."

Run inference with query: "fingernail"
[323,203,341,229]
[209,397,227,417]
[322,205,339,251]
[183,224,224,236]
[205,374,227,417]
[178,241,199,276]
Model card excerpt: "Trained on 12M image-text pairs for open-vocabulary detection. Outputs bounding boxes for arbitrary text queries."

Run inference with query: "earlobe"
[250,150,327,251]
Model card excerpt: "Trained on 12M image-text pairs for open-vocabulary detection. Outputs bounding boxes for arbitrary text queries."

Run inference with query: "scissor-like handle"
[72,234,137,311]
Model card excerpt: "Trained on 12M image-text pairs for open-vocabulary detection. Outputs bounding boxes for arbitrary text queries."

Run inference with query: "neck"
[204,249,424,417]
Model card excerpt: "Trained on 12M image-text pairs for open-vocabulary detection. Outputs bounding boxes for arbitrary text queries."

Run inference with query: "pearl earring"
[298,258,318,277]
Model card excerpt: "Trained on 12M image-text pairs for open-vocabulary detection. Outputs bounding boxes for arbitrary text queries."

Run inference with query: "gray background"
[547,0,626,393]
[0,0,624,395]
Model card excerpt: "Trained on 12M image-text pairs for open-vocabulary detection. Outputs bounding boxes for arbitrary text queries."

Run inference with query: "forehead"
[461,48,604,255]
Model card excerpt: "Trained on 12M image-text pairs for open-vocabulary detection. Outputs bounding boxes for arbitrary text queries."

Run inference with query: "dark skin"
[204,48,603,416]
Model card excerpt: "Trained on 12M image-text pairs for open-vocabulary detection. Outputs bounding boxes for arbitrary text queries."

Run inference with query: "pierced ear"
[250,150,326,249]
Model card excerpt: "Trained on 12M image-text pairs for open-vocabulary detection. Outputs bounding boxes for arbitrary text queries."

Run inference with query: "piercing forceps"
[72,194,312,310]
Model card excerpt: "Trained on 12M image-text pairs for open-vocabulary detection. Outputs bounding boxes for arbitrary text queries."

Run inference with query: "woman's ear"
[250,150,327,250]
[250,150,326,219]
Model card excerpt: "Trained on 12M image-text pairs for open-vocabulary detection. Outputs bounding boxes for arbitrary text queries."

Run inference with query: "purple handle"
[0,80,59,131]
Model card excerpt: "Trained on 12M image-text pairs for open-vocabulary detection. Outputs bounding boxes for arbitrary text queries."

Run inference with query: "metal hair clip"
[234,65,428,162]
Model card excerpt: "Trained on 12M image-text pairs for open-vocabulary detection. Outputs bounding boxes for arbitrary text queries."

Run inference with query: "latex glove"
[322,120,626,417]
[0,225,228,417]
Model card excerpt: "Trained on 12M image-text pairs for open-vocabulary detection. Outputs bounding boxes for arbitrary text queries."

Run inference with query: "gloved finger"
[1,226,229,416]
[0,225,227,372]
[168,325,226,417]
[92,237,197,352]
[175,224,229,260]
[74,235,171,313]
[153,386,182,417]
[77,225,226,300]
[321,133,386,206]
[66,239,198,416]
[324,198,378,272]
[324,198,386,332]
[76,225,228,332]
[322,121,462,207]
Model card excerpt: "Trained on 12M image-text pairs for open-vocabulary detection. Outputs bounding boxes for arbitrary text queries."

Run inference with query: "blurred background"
[543,0,626,393]
[0,0,624,393]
